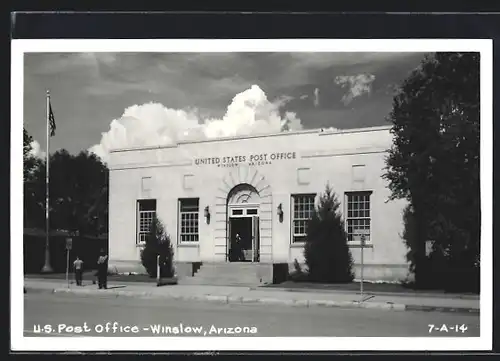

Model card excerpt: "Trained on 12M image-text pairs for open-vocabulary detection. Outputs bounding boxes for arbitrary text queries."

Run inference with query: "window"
[346,192,372,243]
[179,198,199,243]
[291,194,316,243]
[137,199,156,245]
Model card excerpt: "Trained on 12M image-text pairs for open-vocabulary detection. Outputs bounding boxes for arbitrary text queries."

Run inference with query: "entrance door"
[228,217,252,262]
[227,207,260,263]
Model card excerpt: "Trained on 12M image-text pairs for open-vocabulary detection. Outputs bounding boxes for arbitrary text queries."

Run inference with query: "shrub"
[140,217,175,278]
[23,231,107,274]
[303,184,354,283]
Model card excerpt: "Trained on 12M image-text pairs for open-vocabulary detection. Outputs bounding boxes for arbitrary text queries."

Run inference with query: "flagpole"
[41,89,53,273]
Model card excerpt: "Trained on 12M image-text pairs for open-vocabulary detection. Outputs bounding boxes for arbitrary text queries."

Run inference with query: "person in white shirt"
[73,256,84,286]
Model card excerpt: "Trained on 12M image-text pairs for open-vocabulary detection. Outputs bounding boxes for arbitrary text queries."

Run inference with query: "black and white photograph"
[12,39,492,351]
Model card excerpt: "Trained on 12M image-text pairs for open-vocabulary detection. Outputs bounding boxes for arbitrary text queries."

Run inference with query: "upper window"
[291,194,316,243]
[230,208,258,217]
[137,199,156,245]
[345,192,372,244]
[179,198,199,243]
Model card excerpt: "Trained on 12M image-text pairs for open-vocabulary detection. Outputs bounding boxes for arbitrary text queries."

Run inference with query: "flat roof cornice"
[109,125,392,154]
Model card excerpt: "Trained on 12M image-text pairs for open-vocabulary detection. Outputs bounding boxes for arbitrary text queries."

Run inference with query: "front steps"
[178,262,273,287]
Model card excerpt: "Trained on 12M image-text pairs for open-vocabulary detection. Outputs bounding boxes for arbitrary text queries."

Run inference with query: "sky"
[23,52,427,163]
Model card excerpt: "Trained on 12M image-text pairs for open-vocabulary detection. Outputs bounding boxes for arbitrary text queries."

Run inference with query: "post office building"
[108,125,409,285]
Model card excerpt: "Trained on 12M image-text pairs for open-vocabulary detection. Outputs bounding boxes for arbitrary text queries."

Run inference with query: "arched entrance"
[213,166,273,263]
[227,183,260,263]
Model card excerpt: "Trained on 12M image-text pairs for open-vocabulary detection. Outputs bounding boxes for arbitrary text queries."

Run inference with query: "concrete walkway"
[24,278,480,314]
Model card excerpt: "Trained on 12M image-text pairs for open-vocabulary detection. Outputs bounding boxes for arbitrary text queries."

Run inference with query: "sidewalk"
[259,280,480,300]
[24,278,480,314]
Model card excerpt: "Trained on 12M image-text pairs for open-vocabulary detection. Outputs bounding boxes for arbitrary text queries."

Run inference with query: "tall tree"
[24,149,109,236]
[384,52,480,287]
[23,128,44,228]
[50,150,109,236]
[24,161,45,229]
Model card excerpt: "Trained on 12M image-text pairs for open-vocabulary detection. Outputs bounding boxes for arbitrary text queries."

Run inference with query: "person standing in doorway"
[73,256,84,286]
[235,233,244,261]
[97,249,109,289]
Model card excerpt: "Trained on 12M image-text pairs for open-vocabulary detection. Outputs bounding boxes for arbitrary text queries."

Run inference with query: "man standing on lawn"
[73,256,84,286]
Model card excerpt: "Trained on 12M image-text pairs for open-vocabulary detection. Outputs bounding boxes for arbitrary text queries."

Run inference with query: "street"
[24,293,480,337]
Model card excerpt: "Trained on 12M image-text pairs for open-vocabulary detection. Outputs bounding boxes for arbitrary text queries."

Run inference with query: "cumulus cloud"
[89,85,303,163]
[29,140,46,159]
[334,74,376,105]
[313,88,320,107]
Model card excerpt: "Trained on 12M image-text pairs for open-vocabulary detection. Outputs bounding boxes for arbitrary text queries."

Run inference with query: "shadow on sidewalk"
[77,285,127,290]
[104,286,127,290]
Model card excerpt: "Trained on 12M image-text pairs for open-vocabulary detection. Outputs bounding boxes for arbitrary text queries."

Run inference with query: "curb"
[25,286,479,314]
[255,286,480,301]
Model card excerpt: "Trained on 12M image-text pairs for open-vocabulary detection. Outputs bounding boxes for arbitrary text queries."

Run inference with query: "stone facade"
[108,126,409,282]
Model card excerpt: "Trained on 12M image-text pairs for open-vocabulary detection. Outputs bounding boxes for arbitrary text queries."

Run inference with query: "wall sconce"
[277,203,284,223]
[204,206,211,225]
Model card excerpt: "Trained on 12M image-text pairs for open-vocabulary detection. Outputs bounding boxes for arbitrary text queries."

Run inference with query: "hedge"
[24,232,108,274]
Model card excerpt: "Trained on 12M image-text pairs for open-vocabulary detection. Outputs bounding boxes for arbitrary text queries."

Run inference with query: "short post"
[156,254,160,287]
[65,237,72,288]
[66,248,70,288]
[360,234,365,301]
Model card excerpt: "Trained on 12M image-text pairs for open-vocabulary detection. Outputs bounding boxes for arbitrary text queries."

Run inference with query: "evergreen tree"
[304,184,354,283]
[140,217,175,278]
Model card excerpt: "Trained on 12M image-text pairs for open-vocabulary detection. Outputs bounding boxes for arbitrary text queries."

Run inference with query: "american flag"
[48,101,56,137]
